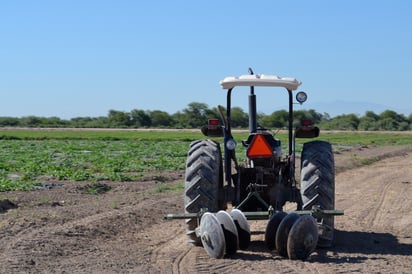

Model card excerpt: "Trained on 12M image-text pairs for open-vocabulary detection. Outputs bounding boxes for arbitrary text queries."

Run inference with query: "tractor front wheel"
[184,139,224,245]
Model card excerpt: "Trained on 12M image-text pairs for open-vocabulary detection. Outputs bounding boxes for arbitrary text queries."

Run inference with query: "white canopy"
[220,74,301,90]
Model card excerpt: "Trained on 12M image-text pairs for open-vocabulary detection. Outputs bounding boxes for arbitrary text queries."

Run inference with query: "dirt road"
[0,145,411,273]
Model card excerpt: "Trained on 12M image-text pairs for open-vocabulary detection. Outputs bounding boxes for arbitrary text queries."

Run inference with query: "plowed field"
[1,145,411,273]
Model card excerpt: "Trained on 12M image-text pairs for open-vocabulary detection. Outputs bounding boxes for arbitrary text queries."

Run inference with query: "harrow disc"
[275,213,300,257]
[216,210,239,255]
[265,211,287,250]
[230,209,251,250]
[287,215,318,260]
[199,212,226,259]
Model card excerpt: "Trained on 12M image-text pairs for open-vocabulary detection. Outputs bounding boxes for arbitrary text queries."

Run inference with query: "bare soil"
[1,145,411,273]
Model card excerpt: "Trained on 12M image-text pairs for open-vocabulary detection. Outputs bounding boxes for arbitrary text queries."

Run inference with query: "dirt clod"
[0,199,18,213]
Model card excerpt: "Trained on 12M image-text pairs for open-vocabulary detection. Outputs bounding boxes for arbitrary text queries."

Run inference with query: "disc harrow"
[164,206,343,260]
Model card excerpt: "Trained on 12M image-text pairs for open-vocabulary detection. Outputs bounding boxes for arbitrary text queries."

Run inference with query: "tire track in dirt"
[330,152,412,273]
[181,248,241,274]
[367,180,395,228]
[336,153,412,233]
[173,244,193,274]
[166,220,322,274]
[276,259,322,274]
[146,224,187,273]
[367,159,412,234]
[149,228,241,274]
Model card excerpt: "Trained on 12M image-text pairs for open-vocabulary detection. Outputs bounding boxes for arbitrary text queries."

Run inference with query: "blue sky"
[1,1,411,119]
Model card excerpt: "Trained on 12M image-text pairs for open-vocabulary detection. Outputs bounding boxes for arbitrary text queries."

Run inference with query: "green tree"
[320,114,359,130]
[87,117,109,128]
[230,107,249,128]
[378,118,397,131]
[108,110,131,128]
[365,110,379,121]
[380,110,399,121]
[20,116,42,127]
[259,110,289,129]
[171,111,186,128]
[180,102,213,128]
[0,117,20,127]
[41,116,69,127]
[358,117,379,130]
[71,117,93,127]
[149,110,173,127]
[379,110,408,130]
[398,121,410,131]
[130,109,151,127]
[293,109,324,128]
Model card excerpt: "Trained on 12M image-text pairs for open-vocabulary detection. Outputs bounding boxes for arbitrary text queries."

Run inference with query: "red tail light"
[302,120,313,127]
[208,119,219,126]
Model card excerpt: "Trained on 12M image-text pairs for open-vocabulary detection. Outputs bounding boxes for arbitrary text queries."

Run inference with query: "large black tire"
[300,140,335,247]
[184,139,224,245]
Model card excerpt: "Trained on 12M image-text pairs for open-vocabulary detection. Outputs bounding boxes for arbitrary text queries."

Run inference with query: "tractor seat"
[242,132,280,150]
[242,134,255,148]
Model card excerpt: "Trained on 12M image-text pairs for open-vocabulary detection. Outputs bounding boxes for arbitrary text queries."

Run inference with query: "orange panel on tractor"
[247,134,273,158]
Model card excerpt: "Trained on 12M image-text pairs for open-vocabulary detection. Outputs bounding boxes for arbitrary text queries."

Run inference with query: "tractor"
[164,69,343,260]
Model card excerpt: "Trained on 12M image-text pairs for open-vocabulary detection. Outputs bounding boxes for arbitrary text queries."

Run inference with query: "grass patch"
[0,178,40,192]
[336,148,411,173]
[0,129,204,141]
[78,183,112,195]
[153,182,184,193]
[357,149,410,167]
[312,131,412,146]
[0,139,188,191]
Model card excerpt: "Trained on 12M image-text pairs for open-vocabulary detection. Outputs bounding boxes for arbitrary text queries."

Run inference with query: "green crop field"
[1,129,411,191]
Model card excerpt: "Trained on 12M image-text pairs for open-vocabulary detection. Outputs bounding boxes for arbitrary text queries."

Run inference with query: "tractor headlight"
[226,138,237,150]
[296,91,308,104]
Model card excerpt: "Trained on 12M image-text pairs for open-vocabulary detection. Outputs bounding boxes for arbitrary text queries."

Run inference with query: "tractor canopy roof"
[220,74,301,90]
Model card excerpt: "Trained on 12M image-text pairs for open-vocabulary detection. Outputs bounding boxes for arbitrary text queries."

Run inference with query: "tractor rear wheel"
[300,140,335,247]
[184,139,224,245]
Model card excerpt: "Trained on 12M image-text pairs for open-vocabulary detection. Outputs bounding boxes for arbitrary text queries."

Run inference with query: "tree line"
[0,102,411,131]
